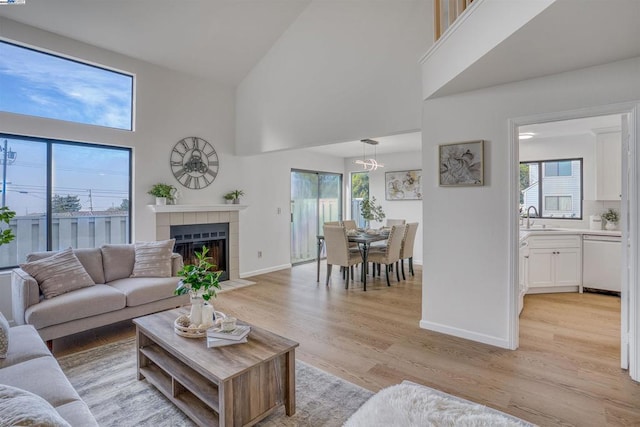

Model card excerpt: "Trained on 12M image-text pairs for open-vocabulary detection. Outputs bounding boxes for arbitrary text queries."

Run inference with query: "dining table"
[316,231,388,291]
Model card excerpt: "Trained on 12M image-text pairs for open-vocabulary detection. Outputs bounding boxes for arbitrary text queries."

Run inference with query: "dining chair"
[385,219,406,226]
[324,221,340,226]
[341,219,357,230]
[400,222,419,280]
[323,224,363,289]
[367,224,407,287]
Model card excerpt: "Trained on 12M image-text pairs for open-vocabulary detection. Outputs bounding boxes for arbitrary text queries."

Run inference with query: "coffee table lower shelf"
[139,344,220,426]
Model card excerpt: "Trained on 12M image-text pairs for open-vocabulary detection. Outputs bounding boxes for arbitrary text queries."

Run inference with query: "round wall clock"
[170,137,219,189]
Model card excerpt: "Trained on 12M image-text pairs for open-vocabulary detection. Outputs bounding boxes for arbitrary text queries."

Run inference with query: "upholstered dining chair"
[324,221,340,226]
[323,224,363,289]
[385,219,406,226]
[367,224,407,287]
[341,219,357,230]
[400,222,419,280]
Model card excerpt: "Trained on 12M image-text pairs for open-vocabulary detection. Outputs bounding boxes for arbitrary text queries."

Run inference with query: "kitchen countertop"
[519,227,622,242]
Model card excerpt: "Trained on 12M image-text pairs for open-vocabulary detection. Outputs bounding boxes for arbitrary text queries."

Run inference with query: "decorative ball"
[176,315,190,327]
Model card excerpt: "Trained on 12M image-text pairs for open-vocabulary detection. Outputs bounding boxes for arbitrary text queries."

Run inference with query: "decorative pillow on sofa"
[0,384,71,427]
[130,239,175,278]
[0,311,8,359]
[20,247,95,299]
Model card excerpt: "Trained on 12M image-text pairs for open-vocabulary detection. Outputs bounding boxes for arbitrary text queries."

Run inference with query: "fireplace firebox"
[170,223,229,282]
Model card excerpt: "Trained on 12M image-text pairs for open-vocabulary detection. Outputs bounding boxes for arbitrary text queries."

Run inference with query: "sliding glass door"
[291,170,342,264]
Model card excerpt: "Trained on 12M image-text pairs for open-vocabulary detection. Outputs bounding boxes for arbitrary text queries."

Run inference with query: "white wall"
[420,57,640,347]
[235,0,431,155]
[345,151,423,264]
[237,149,344,277]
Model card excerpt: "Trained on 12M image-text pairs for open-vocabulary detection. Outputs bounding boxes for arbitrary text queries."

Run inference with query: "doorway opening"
[511,105,638,380]
[290,169,342,265]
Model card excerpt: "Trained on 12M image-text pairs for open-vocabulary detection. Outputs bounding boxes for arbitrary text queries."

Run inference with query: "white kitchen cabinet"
[526,235,582,293]
[595,129,622,201]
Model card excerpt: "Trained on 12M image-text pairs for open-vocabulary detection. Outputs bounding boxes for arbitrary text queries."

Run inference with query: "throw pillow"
[0,311,8,359]
[0,385,71,427]
[20,247,95,299]
[130,239,175,278]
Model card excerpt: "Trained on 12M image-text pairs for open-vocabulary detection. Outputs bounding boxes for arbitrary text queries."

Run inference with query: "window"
[0,134,131,268]
[520,159,582,219]
[0,41,133,130]
[350,171,369,228]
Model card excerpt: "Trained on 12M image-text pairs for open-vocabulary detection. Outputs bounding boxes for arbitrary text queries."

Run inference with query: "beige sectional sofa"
[0,324,98,426]
[11,244,189,342]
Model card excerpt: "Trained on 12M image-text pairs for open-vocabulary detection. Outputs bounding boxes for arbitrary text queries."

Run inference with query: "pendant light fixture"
[354,139,384,171]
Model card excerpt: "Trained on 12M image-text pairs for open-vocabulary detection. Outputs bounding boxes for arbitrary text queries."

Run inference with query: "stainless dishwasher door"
[582,235,621,292]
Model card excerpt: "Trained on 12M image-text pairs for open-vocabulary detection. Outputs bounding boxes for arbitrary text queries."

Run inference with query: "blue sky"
[0,41,132,130]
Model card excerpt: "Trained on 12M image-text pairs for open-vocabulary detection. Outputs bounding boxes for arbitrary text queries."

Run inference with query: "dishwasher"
[582,234,622,292]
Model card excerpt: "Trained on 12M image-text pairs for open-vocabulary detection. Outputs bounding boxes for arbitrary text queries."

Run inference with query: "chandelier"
[354,139,384,171]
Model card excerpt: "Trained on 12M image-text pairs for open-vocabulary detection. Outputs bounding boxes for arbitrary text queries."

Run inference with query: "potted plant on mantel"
[601,208,619,230]
[148,183,176,206]
[228,189,244,204]
[174,246,223,326]
[223,192,235,204]
[360,196,385,229]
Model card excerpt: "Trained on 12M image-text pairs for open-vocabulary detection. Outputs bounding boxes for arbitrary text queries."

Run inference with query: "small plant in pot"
[229,189,244,204]
[223,192,235,204]
[148,183,176,206]
[174,246,223,327]
[601,208,619,230]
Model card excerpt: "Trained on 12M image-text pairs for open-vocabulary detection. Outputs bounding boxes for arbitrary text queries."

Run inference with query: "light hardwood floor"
[54,263,640,426]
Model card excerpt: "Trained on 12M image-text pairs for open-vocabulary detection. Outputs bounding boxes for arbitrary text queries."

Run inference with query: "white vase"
[155,197,167,206]
[605,221,617,231]
[201,303,215,327]
[189,296,203,325]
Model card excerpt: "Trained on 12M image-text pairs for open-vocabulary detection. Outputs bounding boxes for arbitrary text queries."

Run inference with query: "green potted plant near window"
[148,183,176,206]
[0,206,16,246]
[174,246,222,326]
[601,208,619,231]
[360,196,385,228]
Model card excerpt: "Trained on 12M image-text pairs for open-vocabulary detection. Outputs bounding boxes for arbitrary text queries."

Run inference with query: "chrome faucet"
[526,206,539,229]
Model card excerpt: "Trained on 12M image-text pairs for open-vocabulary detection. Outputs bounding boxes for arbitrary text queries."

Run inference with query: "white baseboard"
[419,319,512,349]
[240,263,291,278]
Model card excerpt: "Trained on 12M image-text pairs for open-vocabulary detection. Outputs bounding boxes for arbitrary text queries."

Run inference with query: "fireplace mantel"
[147,204,247,213]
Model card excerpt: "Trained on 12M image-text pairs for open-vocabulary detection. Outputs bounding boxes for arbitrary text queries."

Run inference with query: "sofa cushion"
[101,244,135,282]
[0,311,8,359]
[0,356,82,408]
[25,285,126,330]
[109,277,181,307]
[55,400,98,427]
[21,248,95,299]
[0,325,51,369]
[26,247,106,285]
[0,385,71,427]
[130,239,176,278]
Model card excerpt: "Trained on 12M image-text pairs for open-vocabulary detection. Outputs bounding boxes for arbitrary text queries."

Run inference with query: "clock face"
[170,137,219,189]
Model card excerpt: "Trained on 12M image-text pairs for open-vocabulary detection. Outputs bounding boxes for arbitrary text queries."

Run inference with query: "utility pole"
[88,189,93,212]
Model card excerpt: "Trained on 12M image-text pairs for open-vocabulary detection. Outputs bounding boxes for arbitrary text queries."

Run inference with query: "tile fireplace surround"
[147,204,247,280]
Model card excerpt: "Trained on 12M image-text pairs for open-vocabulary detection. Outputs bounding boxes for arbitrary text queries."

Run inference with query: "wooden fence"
[0,213,129,267]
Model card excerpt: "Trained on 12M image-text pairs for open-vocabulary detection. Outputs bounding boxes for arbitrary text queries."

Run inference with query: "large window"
[520,158,583,219]
[351,171,369,228]
[0,134,131,268]
[0,41,133,130]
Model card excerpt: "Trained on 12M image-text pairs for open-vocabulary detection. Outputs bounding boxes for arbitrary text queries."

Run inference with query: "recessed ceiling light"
[519,132,535,140]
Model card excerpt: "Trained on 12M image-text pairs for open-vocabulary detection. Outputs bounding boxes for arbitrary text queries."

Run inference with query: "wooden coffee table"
[133,308,299,427]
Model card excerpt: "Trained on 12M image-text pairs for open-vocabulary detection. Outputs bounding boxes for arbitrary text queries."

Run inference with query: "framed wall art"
[385,169,422,200]
[439,140,484,186]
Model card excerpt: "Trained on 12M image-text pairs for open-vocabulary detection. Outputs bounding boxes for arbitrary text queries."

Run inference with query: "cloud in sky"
[0,41,132,129]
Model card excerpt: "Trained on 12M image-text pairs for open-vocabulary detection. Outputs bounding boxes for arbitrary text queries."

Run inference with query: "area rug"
[57,338,372,426]
[344,381,535,427]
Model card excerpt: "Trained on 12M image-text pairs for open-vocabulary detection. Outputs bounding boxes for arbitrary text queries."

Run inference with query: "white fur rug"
[344,381,535,427]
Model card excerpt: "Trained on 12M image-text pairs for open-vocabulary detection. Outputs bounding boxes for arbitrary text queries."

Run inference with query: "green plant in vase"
[148,183,176,205]
[601,208,619,230]
[360,196,385,228]
[174,246,223,327]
